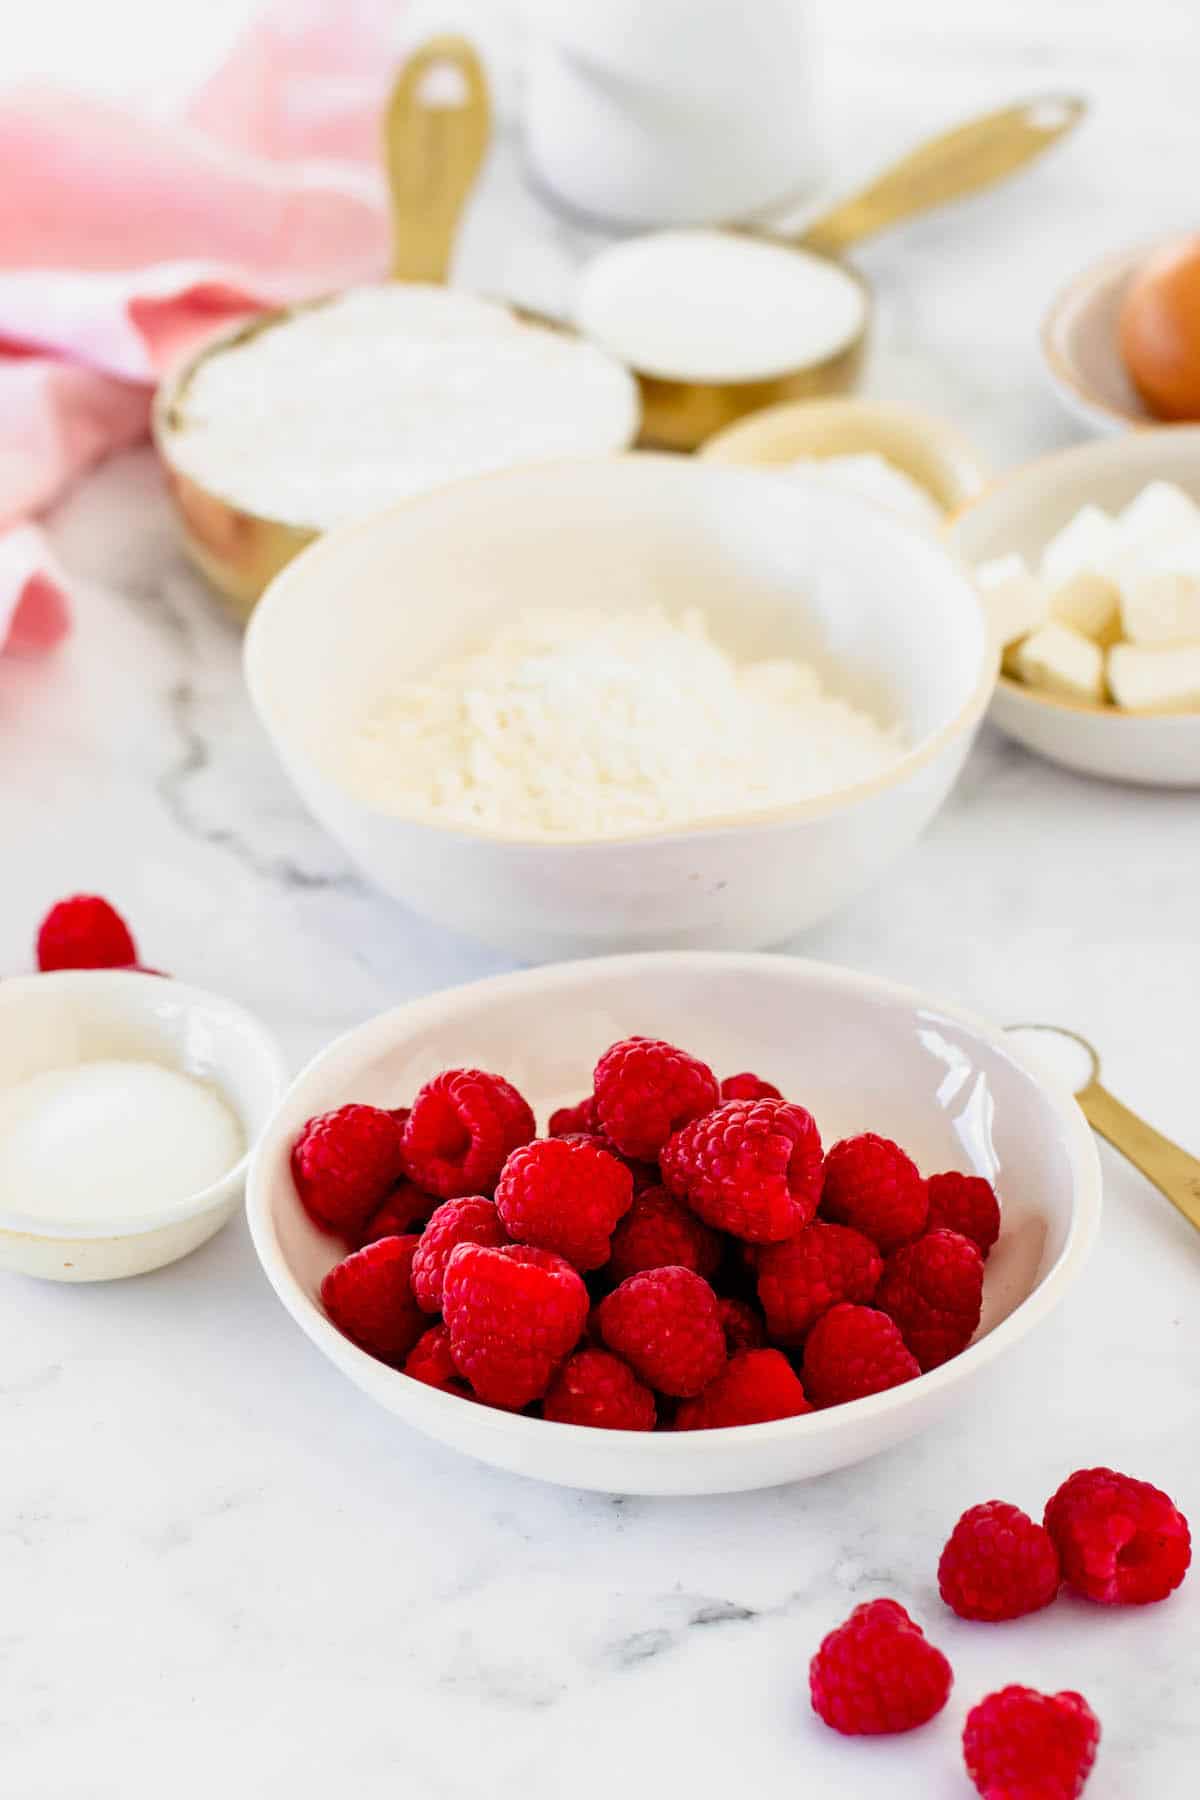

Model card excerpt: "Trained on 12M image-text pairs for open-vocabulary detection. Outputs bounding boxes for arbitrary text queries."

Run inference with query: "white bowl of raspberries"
[246,952,1101,1494]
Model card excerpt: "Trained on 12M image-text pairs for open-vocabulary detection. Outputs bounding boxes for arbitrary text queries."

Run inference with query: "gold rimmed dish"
[700,395,988,519]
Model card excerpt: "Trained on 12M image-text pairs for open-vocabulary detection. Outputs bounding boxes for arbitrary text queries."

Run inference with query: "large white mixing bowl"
[245,456,993,959]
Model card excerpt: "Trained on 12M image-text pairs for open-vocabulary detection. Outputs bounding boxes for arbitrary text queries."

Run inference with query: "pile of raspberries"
[810,1464,1189,1796]
[292,1033,1000,1425]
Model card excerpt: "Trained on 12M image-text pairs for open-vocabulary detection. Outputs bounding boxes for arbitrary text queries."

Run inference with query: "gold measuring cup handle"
[798,94,1087,259]
[384,35,492,283]
[1076,1080,1200,1236]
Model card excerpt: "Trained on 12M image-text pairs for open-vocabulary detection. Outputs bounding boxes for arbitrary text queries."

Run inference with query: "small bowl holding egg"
[949,427,1200,785]
[245,453,993,961]
[0,971,287,1281]
[1043,234,1200,434]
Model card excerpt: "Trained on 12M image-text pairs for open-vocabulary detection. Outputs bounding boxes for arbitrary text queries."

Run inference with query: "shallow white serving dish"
[246,952,1101,1495]
[949,428,1200,786]
[0,972,287,1282]
[245,454,993,961]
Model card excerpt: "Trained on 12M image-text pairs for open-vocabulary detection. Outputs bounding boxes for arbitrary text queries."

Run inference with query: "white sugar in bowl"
[0,972,287,1281]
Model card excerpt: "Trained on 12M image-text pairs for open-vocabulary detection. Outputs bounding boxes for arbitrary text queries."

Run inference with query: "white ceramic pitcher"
[522,0,821,227]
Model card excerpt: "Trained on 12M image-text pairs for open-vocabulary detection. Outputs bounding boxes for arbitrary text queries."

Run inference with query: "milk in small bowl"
[0,972,286,1280]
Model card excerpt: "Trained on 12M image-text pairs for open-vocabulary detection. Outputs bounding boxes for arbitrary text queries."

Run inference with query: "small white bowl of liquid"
[0,971,287,1281]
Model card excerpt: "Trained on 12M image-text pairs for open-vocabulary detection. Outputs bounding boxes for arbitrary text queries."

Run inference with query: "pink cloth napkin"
[0,0,407,657]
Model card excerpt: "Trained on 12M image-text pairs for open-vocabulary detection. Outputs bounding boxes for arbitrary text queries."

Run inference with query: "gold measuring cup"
[632,94,1087,450]
[1007,1024,1200,1235]
[157,59,1083,613]
[153,36,491,620]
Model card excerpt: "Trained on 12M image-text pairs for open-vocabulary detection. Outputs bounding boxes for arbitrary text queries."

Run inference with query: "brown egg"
[1119,235,1200,422]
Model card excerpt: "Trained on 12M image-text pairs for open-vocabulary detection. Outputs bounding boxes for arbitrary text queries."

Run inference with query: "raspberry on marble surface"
[809,1599,952,1736]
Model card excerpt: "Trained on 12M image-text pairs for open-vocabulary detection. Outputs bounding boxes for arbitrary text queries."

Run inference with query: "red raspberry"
[717,1295,766,1353]
[756,1222,883,1344]
[410,1196,509,1312]
[606,1184,722,1284]
[719,1071,783,1103]
[963,1686,1100,1800]
[593,1036,719,1161]
[820,1133,928,1251]
[875,1229,984,1371]
[580,1305,606,1348]
[801,1303,920,1408]
[357,1180,437,1246]
[926,1170,1001,1257]
[597,1265,726,1397]
[675,1349,810,1430]
[1043,1468,1191,1605]
[292,1104,407,1236]
[810,1599,952,1736]
[495,1136,632,1271]
[402,1068,535,1199]
[542,1349,656,1430]
[36,894,137,972]
[404,1323,471,1397]
[558,1134,661,1194]
[938,1502,1061,1622]
[320,1234,425,1366]
[442,1242,588,1410]
[548,1096,598,1136]
[661,1099,824,1244]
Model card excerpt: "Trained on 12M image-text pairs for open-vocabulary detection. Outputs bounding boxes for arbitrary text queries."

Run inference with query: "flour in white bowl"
[162,285,639,530]
[343,607,905,839]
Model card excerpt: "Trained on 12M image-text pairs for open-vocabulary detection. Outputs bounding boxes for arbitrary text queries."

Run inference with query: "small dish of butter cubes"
[981,480,1200,713]
[950,429,1200,786]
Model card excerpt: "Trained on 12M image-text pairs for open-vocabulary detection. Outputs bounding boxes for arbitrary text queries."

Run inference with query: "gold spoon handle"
[384,35,492,283]
[1078,1081,1200,1234]
[798,93,1086,258]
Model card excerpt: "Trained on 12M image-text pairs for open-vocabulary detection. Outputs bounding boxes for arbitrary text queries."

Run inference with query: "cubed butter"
[1049,571,1123,645]
[1039,505,1118,587]
[976,553,1048,652]
[977,552,1028,589]
[1108,641,1200,713]
[1120,570,1200,647]
[1115,480,1200,553]
[1013,621,1106,704]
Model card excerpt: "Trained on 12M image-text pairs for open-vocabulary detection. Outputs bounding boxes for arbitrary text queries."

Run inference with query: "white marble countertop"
[3,6,1200,1797]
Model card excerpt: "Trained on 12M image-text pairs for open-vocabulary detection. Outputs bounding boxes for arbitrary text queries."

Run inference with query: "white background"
[3,4,1200,1798]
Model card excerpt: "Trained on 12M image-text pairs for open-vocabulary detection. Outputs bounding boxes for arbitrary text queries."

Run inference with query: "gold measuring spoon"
[617,94,1087,450]
[1006,1024,1200,1235]
[154,35,492,619]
